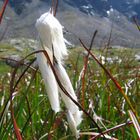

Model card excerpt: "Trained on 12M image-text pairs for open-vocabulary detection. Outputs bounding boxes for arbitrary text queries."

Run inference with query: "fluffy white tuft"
[36,12,67,62]
[67,110,79,139]
[36,53,60,113]
[55,62,82,126]
[36,10,82,137]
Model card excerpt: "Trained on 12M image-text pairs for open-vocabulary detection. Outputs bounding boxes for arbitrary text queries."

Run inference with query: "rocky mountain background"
[0,0,140,47]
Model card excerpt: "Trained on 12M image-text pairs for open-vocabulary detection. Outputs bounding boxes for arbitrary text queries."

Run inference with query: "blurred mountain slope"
[0,0,140,47]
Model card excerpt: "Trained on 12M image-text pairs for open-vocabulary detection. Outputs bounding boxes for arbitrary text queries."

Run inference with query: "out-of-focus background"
[0,0,140,47]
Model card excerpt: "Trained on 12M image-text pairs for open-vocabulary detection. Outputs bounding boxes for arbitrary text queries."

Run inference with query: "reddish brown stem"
[0,0,9,24]
[79,38,138,120]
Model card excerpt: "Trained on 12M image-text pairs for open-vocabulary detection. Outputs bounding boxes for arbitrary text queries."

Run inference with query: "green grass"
[0,46,140,139]
[0,62,10,74]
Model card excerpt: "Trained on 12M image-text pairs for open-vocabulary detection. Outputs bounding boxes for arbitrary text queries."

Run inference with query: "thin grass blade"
[79,39,139,122]
[90,121,133,140]
[128,110,140,138]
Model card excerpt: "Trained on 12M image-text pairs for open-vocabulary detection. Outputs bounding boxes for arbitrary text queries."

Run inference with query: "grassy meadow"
[0,43,140,140]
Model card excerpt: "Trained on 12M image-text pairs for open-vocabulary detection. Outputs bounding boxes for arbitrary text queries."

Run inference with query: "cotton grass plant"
[0,0,140,139]
[35,10,82,138]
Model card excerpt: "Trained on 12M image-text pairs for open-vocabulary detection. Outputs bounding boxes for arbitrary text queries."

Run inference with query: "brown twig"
[0,0,9,24]
[8,58,36,139]
[54,0,58,16]
[51,0,58,16]
[79,38,139,123]
[10,63,22,140]
[0,57,36,71]
[81,30,97,107]
[90,121,133,140]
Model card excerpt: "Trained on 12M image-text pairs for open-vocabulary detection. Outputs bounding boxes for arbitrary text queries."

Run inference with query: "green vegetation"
[0,45,140,139]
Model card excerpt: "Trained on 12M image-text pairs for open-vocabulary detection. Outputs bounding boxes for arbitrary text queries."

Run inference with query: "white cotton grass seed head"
[54,62,82,126]
[36,53,60,113]
[36,11,68,63]
[67,110,80,139]
[36,10,82,136]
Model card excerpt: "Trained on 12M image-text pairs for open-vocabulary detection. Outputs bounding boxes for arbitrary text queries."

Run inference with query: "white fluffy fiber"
[55,62,82,126]
[36,12,67,62]
[36,53,60,113]
[67,110,80,139]
[36,11,82,137]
